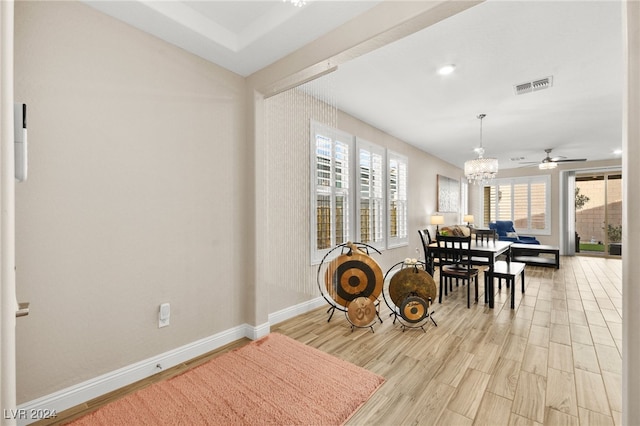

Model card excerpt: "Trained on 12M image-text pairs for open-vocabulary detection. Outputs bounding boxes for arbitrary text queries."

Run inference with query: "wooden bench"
[489,260,526,309]
[510,243,560,269]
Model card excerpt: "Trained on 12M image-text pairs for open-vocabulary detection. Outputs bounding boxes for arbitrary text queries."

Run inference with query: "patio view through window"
[575,172,622,256]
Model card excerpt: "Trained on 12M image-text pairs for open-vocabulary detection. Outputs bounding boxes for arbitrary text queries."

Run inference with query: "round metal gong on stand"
[317,242,384,330]
[383,260,438,332]
[345,296,377,333]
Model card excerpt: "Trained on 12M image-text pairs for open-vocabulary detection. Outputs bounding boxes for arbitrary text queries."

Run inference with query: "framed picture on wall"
[437,175,459,213]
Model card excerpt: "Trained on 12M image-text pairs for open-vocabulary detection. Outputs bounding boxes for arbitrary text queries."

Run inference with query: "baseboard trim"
[17,297,323,425]
[268,296,325,326]
[17,325,247,425]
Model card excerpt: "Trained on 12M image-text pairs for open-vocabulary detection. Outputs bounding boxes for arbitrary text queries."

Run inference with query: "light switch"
[159,303,170,328]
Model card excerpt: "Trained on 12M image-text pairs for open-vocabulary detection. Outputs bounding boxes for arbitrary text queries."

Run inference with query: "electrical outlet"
[159,303,170,328]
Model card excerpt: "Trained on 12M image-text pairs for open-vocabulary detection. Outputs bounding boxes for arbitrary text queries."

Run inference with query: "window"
[483,175,550,235]
[356,138,385,250]
[310,123,410,262]
[387,151,408,248]
[310,122,354,263]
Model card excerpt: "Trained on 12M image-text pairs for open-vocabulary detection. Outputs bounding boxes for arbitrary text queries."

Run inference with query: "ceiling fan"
[521,148,587,169]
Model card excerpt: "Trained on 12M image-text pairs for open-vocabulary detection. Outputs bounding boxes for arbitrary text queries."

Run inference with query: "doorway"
[575,172,622,257]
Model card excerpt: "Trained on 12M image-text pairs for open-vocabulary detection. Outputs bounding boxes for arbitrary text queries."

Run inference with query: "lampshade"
[465,114,498,185]
[430,215,444,225]
[464,214,474,224]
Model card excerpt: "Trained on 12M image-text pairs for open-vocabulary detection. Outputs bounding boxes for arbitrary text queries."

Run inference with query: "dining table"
[428,239,513,308]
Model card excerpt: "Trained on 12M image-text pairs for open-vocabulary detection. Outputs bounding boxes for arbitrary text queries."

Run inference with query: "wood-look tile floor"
[273,255,622,426]
[44,255,622,426]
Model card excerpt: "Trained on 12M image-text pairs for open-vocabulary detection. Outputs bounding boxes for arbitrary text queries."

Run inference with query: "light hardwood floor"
[42,255,622,425]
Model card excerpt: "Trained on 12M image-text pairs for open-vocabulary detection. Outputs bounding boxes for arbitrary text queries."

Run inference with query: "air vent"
[514,76,553,95]
[515,82,532,95]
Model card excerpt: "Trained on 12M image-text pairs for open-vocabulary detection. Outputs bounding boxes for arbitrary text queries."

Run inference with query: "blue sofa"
[489,220,540,245]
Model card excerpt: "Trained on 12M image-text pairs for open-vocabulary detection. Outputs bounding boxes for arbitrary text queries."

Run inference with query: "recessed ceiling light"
[613,149,622,155]
[437,64,456,76]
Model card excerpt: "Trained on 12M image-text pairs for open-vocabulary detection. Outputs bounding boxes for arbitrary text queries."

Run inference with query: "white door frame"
[1,1,17,424]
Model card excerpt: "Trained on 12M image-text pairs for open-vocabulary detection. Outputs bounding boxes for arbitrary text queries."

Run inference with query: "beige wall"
[14,1,248,402]
[623,2,640,423]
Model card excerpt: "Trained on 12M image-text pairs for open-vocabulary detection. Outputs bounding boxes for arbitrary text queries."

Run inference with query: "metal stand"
[383,260,437,333]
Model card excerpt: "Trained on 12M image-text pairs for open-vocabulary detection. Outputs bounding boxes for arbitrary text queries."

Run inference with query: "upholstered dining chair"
[435,234,479,308]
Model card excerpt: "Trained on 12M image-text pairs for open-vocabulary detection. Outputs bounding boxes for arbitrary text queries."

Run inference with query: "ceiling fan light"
[538,161,558,170]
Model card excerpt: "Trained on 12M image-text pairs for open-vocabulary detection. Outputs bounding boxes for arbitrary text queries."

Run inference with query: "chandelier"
[464,114,498,185]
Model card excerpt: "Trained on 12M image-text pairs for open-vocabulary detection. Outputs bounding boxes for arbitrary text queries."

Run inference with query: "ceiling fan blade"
[549,156,566,161]
[518,163,540,168]
[552,158,587,162]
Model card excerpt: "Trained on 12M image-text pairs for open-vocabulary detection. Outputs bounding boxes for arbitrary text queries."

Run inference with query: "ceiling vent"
[514,76,553,95]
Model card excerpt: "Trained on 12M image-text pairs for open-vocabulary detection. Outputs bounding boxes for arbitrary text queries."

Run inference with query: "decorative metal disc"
[325,246,383,307]
[389,267,437,308]
[346,297,377,327]
[400,296,428,323]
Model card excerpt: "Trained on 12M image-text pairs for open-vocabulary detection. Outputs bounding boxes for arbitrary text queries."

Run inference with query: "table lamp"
[430,214,444,235]
[464,214,474,227]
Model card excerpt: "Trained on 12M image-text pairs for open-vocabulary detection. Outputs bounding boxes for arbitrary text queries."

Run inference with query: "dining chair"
[474,228,497,244]
[418,229,437,276]
[435,234,479,308]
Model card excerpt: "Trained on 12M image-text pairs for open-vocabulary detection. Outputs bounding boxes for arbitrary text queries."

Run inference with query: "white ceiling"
[84,1,381,76]
[84,0,624,171]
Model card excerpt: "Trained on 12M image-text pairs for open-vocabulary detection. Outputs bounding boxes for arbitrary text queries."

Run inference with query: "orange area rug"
[69,333,385,425]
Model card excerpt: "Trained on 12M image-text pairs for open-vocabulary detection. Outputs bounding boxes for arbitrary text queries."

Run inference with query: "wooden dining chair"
[418,229,436,275]
[474,228,497,244]
[435,234,479,308]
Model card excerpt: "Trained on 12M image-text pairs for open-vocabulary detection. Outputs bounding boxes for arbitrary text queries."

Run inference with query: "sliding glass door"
[575,172,622,257]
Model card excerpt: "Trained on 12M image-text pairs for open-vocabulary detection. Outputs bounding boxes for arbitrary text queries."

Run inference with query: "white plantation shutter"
[513,183,529,229]
[334,140,350,245]
[310,122,354,263]
[357,138,385,250]
[530,181,547,230]
[483,176,550,234]
[498,184,512,220]
[387,150,408,248]
[310,124,412,261]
